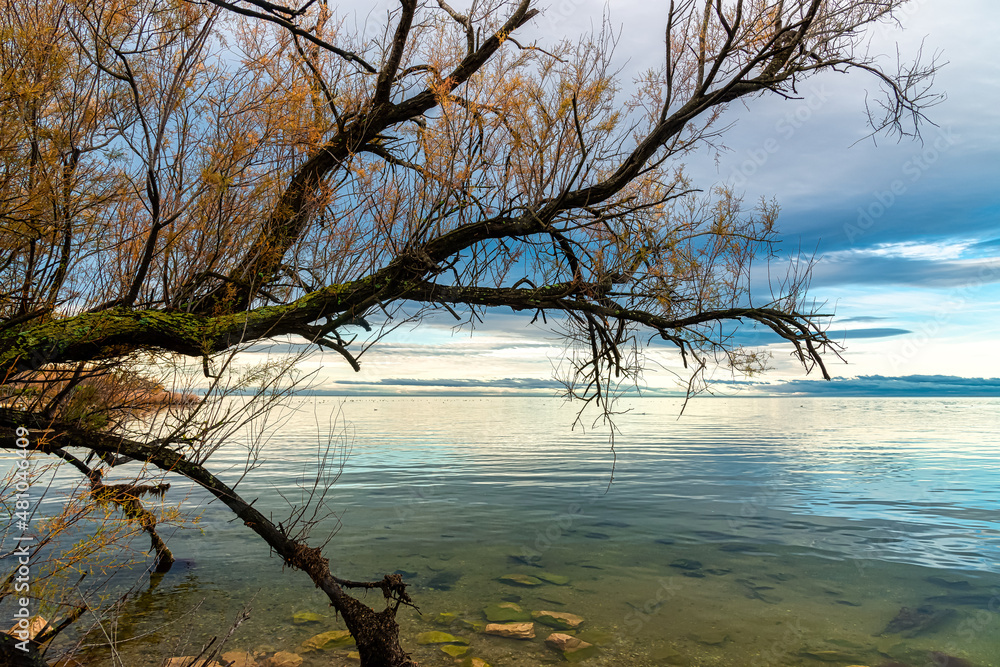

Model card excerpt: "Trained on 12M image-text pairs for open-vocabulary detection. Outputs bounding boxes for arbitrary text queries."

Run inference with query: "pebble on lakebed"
[219,651,257,667]
[441,645,470,657]
[291,611,325,625]
[415,631,469,645]
[297,629,354,652]
[265,653,304,667]
[483,602,531,622]
[531,610,585,630]
[484,622,535,639]
[498,573,544,587]
[460,659,493,667]
[545,632,599,662]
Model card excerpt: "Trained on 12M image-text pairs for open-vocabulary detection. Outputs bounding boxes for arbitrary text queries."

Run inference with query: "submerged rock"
[928,652,973,667]
[427,570,462,590]
[735,578,782,604]
[691,630,728,646]
[291,611,325,625]
[499,573,544,587]
[546,632,592,651]
[532,610,585,630]
[460,658,493,667]
[649,646,689,665]
[668,559,702,571]
[415,631,468,645]
[441,645,471,658]
[433,611,461,625]
[483,602,531,623]
[576,629,614,645]
[266,652,303,667]
[220,651,258,667]
[925,576,972,590]
[878,605,956,637]
[535,572,571,585]
[298,629,355,652]
[508,554,543,568]
[536,596,569,608]
[546,632,598,662]
[458,618,487,632]
[484,622,535,639]
[163,659,224,667]
[798,648,864,662]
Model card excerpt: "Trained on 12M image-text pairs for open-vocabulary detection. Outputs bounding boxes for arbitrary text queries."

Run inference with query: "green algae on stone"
[298,629,354,652]
[546,632,599,663]
[532,610,585,630]
[458,618,487,632]
[415,631,469,645]
[291,611,325,625]
[433,612,461,625]
[576,629,614,645]
[499,573,544,587]
[535,572,571,585]
[564,645,599,663]
[441,645,471,658]
[460,658,493,667]
[483,602,531,623]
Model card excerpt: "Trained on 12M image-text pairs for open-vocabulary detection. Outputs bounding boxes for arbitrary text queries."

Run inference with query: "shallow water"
[25,397,1000,665]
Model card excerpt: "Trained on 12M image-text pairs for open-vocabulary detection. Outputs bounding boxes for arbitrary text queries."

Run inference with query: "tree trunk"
[334,596,417,667]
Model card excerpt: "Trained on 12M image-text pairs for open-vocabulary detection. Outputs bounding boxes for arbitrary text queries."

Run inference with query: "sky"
[241,1,1000,397]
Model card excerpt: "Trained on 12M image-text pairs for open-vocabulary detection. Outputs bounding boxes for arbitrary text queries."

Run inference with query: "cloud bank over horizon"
[257,374,1000,398]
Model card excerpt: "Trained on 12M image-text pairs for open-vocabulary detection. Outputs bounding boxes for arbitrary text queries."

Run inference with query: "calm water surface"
[48,397,1000,665]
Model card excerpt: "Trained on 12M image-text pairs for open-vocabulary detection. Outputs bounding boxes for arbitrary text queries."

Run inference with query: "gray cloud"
[808,255,1000,288]
[334,377,564,390]
[765,375,1000,397]
[727,326,910,346]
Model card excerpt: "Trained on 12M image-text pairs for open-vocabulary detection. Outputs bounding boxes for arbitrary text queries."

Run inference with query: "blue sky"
[241,1,1000,396]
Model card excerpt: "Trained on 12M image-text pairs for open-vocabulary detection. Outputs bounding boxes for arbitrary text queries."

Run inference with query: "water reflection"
[41,397,1000,665]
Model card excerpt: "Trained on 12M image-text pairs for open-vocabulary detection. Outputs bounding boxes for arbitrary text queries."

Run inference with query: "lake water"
[35,397,1000,665]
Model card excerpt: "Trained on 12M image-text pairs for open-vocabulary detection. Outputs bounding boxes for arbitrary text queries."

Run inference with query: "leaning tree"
[0,0,935,664]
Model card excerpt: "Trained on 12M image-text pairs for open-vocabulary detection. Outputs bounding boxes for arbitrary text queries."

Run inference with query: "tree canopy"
[0,0,935,665]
